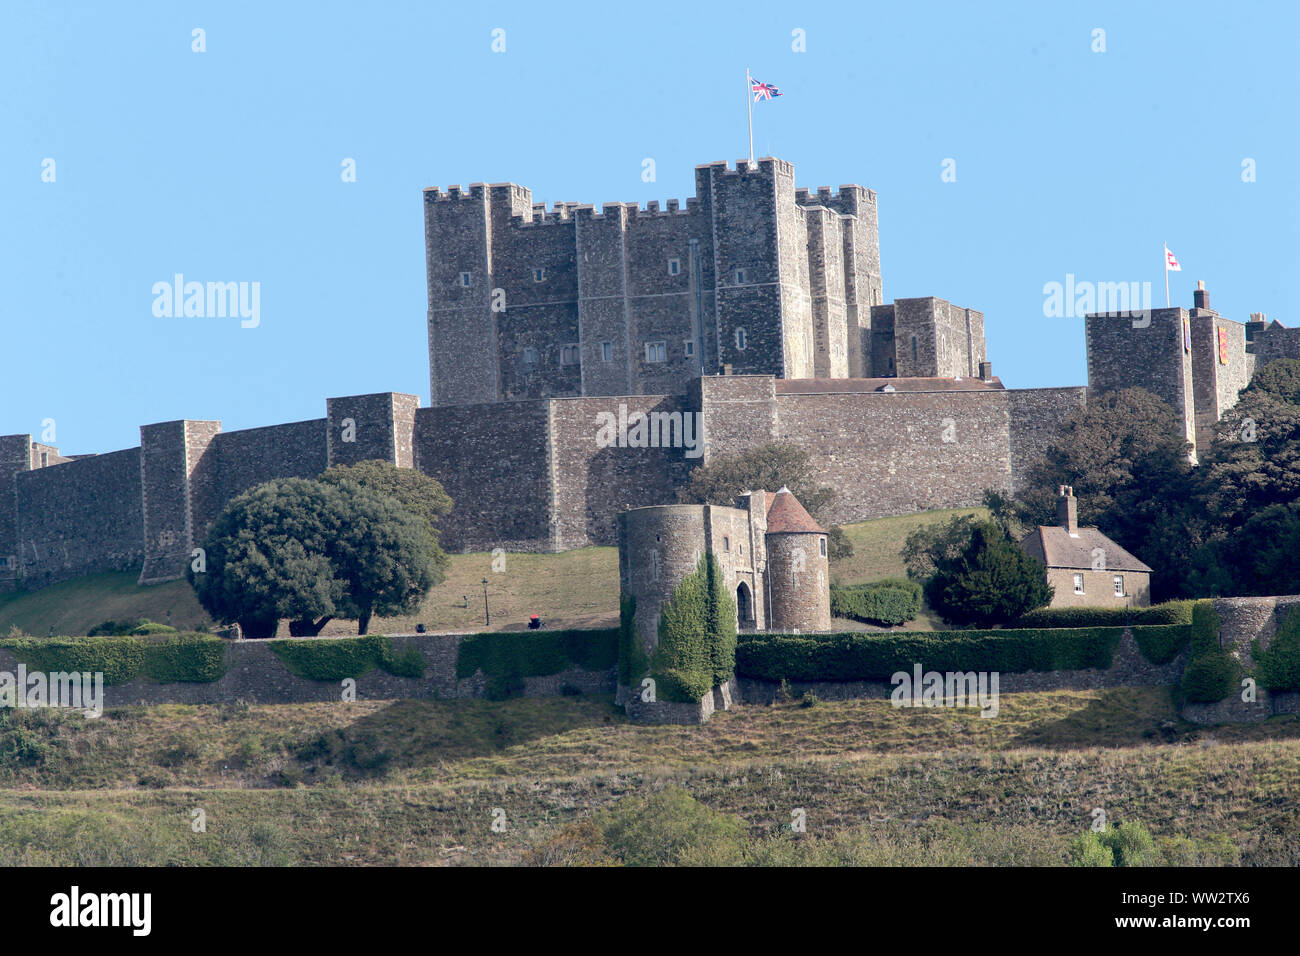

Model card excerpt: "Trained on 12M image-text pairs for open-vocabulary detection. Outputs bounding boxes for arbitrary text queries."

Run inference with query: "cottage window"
[1113,575,1125,597]
[1073,573,1085,595]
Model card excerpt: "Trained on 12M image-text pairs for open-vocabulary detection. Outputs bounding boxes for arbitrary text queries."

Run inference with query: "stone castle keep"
[4,158,1299,592]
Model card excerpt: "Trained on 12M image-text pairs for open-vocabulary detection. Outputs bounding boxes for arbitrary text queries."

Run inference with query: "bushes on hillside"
[830,579,921,627]
[1068,821,1239,866]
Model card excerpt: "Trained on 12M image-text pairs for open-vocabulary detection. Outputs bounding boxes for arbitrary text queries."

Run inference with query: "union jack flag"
[751,78,782,101]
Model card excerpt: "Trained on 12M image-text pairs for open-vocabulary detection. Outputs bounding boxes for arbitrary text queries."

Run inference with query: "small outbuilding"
[1019,486,1152,608]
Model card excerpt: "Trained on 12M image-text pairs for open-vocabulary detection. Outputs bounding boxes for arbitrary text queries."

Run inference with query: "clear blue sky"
[2,0,1296,454]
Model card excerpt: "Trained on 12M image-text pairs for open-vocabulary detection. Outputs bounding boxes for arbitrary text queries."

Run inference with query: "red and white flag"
[1165,246,1182,271]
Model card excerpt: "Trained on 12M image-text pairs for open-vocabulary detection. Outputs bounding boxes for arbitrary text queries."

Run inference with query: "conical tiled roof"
[765,486,826,534]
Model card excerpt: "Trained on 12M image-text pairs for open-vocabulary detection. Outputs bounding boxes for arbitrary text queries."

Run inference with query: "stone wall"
[14,448,144,589]
[0,632,615,708]
[1087,310,1196,450]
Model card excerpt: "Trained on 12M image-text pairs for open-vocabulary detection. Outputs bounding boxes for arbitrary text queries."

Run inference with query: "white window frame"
[645,341,667,363]
[1073,573,1085,595]
[1113,575,1125,597]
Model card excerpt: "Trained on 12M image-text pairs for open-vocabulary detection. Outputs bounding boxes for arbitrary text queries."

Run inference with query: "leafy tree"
[328,480,445,634]
[678,442,852,557]
[924,520,1054,627]
[902,512,983,581]
[319,459,452,544]
[188,477,443,638]
[188,479,351,638]
[1197,363,1300,534]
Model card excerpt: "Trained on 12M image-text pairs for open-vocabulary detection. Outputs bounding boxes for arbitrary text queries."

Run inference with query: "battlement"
[423,183,491,202]
[694,157,794,178]
[795,184,876,207]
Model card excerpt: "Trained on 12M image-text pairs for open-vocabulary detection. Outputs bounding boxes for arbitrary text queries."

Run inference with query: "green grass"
[0,509,975,638]
[0,572,208,637]
[0,689,1296,865]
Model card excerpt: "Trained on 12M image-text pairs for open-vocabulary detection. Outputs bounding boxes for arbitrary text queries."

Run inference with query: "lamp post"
[482,578,490,628]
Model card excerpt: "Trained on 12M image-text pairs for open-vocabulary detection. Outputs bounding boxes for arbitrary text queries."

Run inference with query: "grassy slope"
[0,509,978,637]
[0,690,1297,865]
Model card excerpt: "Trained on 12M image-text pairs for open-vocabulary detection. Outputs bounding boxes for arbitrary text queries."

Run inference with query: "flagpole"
[746,68,754,167]
[1164,241,1170,307]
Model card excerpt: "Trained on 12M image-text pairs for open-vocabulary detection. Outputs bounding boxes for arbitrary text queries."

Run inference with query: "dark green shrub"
[484,672,526,701]
[830,579,922,626]
[617,595,642,687]
[1017,600,1196,628]
[87,619,144,637]
[651,554,734,702]
[269,635,428,681]
[457,629,618,681]
[1130,624,1192,665]
[1254,607,1300,692]
[735,626,1123,683]
[141,635,228,682]
[0,636,148,685]
[1179,601,1238,703]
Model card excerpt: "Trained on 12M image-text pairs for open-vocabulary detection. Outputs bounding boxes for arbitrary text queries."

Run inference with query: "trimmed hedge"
[0,634,227,685]
[1254,607,1300,692]
[830,579,922,627]
[456,629,618,681]
[735,627,1126,683]
[269,635,427,682]
[1130,624,1193,665]
[1016,600,1196,629]
[1179,601,1237,703]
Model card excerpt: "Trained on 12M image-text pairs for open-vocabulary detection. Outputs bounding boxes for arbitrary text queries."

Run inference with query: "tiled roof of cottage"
[1021,526,1153,573]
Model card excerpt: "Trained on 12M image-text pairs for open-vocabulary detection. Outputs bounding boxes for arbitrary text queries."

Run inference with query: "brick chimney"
[1056,485,1078,534]
[1193,280,1211,312]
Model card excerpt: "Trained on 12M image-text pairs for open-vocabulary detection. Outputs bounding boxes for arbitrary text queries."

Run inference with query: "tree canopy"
[188,476,446,638]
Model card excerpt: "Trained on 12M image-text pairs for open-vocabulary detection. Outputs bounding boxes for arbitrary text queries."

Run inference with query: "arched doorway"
[736,581,754,630]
